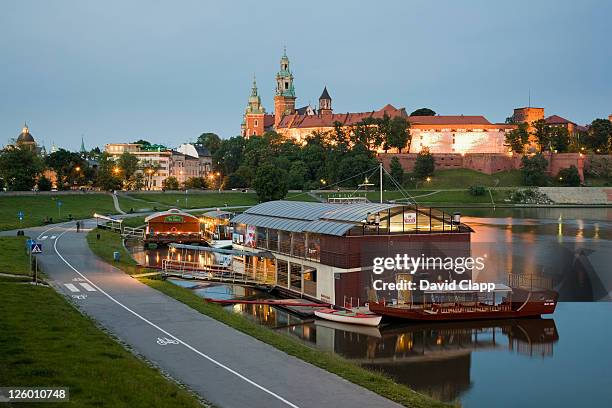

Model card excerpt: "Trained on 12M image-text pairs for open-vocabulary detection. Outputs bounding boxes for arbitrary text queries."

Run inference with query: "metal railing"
[161,259,274,285]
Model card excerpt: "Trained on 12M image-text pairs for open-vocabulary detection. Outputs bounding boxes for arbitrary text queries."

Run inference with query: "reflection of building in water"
[309,318,559,402]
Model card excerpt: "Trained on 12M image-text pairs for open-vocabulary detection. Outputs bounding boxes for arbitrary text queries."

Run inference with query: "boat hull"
[369,289,558,322]
[314,309,382,327]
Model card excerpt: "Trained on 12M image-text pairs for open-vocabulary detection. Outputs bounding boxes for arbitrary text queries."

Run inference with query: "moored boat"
[369,285,558,322]
[314,308,382,327]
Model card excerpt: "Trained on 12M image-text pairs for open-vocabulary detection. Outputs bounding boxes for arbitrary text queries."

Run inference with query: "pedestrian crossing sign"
[31,243,43,254]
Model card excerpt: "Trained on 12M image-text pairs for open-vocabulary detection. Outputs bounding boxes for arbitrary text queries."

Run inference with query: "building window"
[254,120,258,126]
[277,260,288,287]
[290,263,302,292]
[285,81,289,89]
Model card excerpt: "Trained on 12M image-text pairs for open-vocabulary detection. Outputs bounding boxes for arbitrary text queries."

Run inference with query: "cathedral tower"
[274,48,296,126]
[318,86,332,116]
[242,76,267,137]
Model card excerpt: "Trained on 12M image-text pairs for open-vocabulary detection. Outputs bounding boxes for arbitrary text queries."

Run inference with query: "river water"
[137,207,612,407]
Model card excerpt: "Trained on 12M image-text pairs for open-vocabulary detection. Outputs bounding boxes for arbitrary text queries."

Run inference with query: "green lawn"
[0,236,30,276]
[127,192,259,209]
[142,278,447,408]
[122,215,147,228]
[0,283,204,408]
[413,169,523,189]
[0,231,203,407]
[117,195,169,213]
[87,228,141,275]
[0,194,117,231]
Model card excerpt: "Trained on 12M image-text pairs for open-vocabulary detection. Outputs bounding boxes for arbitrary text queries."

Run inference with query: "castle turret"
[242,76,267,137]
[318,86,332,116]
[274,48,296,126]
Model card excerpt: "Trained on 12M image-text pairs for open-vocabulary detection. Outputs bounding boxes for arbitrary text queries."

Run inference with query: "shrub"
[413,150,435,179]
[468,185,486,196]
[557,166,581,186]
[520,153,549,186]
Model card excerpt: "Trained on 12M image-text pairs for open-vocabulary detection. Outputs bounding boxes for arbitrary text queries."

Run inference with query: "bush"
[389,157,404,186]
[37,175,52,191]
[413,150,435,179]
[162,176,179,190]
[557,166,581,186]
[521,153,549,186]
[468,185,486,196]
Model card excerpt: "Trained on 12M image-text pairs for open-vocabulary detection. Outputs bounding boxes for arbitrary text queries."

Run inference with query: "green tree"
[550,126,570,152]
[197,133,222,155]
[410,108,436,116]
[351,117,382,151]
[413,150,435,180]
[380,114,410,153]
[0,147,43,191]
[288,161,308,190]
[45,148,87,189]
[505,122,530,153]
[520,153,549,186]
[133,139,151,147]
[140,160,161,190]
[389,157,404,185]
[118,152,139,180]
[557,166,581,186]
[252,162,288,202]
[162,176,179,190]
[37,175,52,191]
[95,153,122,191]
[532,119,552,151]
[214,136,246,175]
[183,177,208,190]
[223,172,248,189]
[586,119,612,153]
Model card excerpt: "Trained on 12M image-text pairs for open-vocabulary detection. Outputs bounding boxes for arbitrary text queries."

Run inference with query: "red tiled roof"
[277,104,407,129]
[407,115,491,126]
[263,114,275,128]
[545,115,575,125]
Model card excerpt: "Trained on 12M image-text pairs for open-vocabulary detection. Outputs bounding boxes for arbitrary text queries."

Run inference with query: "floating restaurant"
[230,200,473,307]
[144,209,203,243]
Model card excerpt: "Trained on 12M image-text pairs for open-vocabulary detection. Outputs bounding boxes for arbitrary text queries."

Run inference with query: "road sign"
[57,200,63,207]
[18,211,24,221]
[30,243,43,254]
[26,239,34,247]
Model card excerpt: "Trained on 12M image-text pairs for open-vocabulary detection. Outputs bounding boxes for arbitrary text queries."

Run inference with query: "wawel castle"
[241,50,589,156]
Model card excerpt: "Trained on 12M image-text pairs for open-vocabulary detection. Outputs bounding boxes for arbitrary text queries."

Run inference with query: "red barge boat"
[369,285,558,321]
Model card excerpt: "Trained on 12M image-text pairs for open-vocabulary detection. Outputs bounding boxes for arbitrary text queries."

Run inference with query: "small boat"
[314,308,382,327]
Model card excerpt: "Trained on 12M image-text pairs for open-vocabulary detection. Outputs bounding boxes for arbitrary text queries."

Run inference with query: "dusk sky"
[1,0,611,151]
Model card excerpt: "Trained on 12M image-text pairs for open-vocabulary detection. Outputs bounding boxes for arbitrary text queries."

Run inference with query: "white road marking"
[78,282,96,292]
[72,294,87,300]
[40,236,48,240]
[64,283,80,292]
[50,235,56,240]
[53,227,300,408]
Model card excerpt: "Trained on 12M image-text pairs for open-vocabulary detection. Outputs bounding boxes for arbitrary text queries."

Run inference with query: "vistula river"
[131,207,612,407]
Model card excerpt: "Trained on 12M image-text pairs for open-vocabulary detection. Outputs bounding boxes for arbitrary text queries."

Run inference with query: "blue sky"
[1,0,611,151]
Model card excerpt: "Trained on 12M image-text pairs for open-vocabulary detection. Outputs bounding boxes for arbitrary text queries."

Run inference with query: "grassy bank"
[0,236,30,276]
[0,194,117,231]
[0,282,205,408]
[127,192,259,209]
[87,228,141,275]
[85,229,446,407]
[0,231,204,407]
[141,278,447,408]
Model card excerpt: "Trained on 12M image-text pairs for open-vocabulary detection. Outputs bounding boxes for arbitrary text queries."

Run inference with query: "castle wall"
[380,152,588,181]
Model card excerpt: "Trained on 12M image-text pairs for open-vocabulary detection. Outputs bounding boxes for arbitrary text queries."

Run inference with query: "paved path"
[3,222,402,408]
[110,193,126,214]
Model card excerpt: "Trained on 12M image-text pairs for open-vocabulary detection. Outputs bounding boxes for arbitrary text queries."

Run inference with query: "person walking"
[76,220,81,233]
